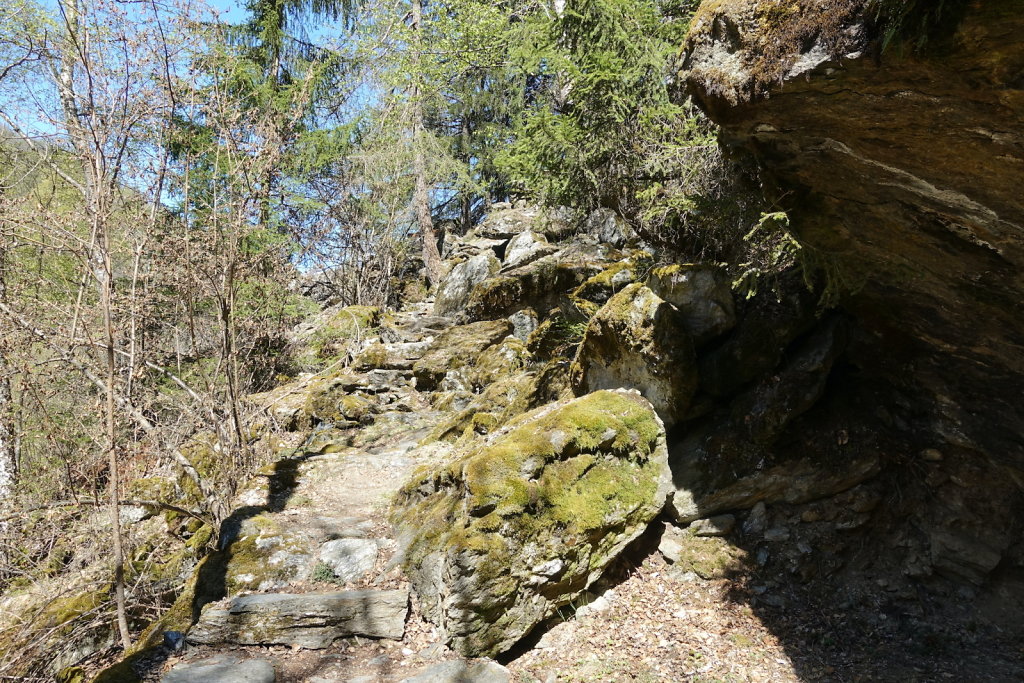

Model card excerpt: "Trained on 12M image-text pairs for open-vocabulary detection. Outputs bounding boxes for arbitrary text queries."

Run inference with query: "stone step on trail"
[161,654,276,683]
[187,589,409,648]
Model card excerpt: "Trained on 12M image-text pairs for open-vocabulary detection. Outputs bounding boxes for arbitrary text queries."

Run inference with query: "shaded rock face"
[684,0,1024,473]
[392,390,670,657]
[683,0,1024,588]
[670,316,869,522]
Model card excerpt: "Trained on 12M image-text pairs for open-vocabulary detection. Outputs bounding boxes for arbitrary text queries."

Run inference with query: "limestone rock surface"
[434,251,500,317]
[318,538,380,583]
[647,264,735,346]
[582,208,636,248]
[503,230,556,269]
[400,660,511,683]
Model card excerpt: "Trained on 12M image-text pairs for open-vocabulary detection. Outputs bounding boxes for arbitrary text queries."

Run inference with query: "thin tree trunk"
[410,0,443,287]
[101,233,132,650]
[0,369,14,501]
[57,0,131,648]
[0,188,16,500]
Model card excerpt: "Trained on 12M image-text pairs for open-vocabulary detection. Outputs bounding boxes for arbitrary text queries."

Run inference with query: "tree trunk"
[411,0,444,287]
[101,228,132,651]
[0,177,16,500]
[0,367,14,502]
[57,0,132,649]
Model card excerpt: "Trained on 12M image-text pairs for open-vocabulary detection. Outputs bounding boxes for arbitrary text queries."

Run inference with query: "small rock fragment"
[690,514,736,537]
[744,502,768,536]
[318,538,380,583]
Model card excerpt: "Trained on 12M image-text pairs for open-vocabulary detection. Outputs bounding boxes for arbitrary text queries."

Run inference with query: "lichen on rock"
[391,389,671,656]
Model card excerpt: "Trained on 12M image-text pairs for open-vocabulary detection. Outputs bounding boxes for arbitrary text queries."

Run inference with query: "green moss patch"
[310,305,382,360]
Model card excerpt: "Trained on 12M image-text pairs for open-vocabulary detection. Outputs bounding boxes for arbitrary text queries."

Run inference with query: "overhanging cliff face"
[683,0,1024,473]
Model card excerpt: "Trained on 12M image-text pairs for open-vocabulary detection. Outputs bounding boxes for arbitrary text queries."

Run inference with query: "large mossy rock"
[392,390,671,656]
[412,319,513,390]
[571,283,697,428]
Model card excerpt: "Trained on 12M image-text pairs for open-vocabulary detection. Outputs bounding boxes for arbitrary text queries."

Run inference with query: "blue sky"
[206,0,248,23]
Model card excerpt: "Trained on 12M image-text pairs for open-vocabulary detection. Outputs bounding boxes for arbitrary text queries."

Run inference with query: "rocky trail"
[91,205,1018,683]
[132,288,811,683]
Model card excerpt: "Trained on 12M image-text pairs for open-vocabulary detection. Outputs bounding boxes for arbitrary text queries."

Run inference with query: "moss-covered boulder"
[392,390,671,656]
[219,513,314,595]
[570,261,639,308]
[462,257,601,322]
[571,283,697,428]
[525,311,587,362]
[352,340,432,371]
[434,251,501,317]
[424,361,571,446]
[647,264,735,346]
[465,337,531,389]
[412,319,513,390]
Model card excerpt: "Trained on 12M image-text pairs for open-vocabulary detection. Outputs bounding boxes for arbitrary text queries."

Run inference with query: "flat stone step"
[187,589,408,649]
[161,654,275,683]
[401,660,512,683]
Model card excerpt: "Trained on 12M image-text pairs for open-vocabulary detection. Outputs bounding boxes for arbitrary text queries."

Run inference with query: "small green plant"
[732,211,802,301]
[310,561,338,583]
